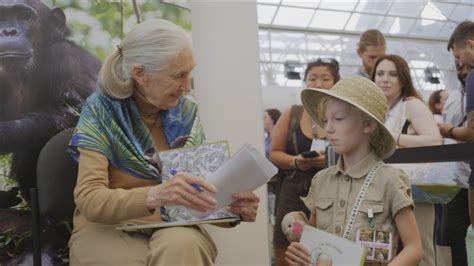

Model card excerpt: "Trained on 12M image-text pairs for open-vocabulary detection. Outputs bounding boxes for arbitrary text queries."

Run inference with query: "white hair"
[98,19,192,99]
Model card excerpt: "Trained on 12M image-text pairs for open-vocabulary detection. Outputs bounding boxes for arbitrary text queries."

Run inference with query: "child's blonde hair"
[317,96,386,158]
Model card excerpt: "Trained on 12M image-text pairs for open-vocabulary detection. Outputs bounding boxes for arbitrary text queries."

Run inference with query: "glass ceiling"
[257,0,474,38]
[257,0,474,94]
[259,30,458,91]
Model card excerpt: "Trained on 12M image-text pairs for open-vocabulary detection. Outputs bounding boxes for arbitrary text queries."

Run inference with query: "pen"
[191,183,204,192]
[170,168,203,192]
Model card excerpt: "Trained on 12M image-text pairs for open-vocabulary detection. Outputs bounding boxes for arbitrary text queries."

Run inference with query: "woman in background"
[371,54,442,266]
[264,108,282,158]
[270,58,340,265]
[428,89,449,123]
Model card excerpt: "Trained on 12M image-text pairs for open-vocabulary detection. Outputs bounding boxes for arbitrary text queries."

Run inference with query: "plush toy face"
[281,213,306,242]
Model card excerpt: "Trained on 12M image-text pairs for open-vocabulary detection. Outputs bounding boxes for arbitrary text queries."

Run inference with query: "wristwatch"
[447,126,456,138]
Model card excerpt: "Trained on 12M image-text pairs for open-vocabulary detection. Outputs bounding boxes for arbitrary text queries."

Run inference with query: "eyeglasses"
[307,58,340,71]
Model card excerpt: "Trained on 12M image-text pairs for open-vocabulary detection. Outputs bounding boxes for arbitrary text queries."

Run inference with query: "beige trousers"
[69,224,218,266]
[414,203,436,266]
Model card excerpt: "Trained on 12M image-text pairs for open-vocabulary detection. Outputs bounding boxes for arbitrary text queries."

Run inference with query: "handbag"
[268,106,304,197]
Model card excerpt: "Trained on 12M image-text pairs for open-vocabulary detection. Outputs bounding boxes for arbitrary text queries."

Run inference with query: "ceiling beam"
[259,24,450,43]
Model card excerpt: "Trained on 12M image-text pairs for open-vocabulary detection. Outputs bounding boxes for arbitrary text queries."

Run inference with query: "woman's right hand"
[285,242,312,266]
[146,172,217,212]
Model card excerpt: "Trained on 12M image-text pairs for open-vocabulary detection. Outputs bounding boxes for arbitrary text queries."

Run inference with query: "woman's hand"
[226,192,260,222]
[285,242,311,265]
[295,151,326,171]
[437,122,454,138]
[146,172,217,212]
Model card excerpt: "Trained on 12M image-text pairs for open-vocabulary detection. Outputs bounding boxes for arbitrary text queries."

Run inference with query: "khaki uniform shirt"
[302,152,413,261]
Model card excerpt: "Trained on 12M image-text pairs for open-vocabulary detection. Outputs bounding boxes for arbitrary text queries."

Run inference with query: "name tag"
[355,228,393,263]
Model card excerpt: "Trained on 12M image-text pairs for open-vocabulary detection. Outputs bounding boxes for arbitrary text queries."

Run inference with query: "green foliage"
[43,1,192,61]
[0,226,31,261]
[0,154,15,190]
[56,245,70,265]
[0,220,72,263]
[55,220,72,265]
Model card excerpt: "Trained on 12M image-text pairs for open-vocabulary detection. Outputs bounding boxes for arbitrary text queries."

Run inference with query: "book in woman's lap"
[117,142,277,230]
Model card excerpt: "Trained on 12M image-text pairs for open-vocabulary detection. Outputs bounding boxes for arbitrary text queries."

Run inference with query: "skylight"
[310,10,351,30]
[281,0,320,9]
[273,6,314,27]
[257,5,277,24]
[257,0,474,39]
[319,0,358,12]
[421,1,446,21]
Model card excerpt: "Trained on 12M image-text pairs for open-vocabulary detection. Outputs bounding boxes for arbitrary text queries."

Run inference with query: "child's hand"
[285,242,311,265]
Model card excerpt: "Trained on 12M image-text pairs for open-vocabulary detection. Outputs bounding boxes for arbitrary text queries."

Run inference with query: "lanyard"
[342,162,383,239]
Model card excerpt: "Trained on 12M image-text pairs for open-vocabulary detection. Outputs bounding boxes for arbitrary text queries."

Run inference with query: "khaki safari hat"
[301,75,396,159]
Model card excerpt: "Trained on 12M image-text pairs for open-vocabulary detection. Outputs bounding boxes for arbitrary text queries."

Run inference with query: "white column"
[191,1,271,265]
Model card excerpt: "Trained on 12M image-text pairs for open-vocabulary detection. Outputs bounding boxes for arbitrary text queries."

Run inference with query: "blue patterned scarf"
[68,91,205,181]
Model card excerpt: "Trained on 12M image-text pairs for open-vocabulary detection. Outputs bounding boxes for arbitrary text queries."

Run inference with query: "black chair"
[31,128,78,266]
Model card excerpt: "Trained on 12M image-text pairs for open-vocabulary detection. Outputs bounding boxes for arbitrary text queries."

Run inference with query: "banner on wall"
[0,0,191,263]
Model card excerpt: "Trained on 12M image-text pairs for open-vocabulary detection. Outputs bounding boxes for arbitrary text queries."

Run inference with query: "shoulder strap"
[396,99,409,135]
[404,96,417,101]
[342,162,383,239]
[289,105,303,155]
[458,115,467,127]
[401,120,411,134]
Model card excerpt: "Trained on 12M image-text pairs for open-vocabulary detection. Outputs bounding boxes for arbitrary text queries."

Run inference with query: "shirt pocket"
[358,201,384,228]
[315,200,334,230]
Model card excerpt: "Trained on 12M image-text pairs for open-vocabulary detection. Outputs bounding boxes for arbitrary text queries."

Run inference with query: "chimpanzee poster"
[0,1,191,263]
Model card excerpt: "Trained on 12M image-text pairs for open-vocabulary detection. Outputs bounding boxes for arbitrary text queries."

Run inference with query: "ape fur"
[0,1,101,262]
[0,0,100,203]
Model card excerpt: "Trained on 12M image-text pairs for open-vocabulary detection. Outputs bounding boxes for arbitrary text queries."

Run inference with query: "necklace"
[142,107,161,176]
[143,113,162,176]
[134,88,163,175]
[146,113,160,140]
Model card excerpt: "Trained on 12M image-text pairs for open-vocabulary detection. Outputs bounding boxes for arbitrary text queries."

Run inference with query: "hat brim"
[301,88,396,159]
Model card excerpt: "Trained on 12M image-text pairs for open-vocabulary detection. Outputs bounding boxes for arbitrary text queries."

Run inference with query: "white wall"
[262,86,303,113]
[191,1,271,265]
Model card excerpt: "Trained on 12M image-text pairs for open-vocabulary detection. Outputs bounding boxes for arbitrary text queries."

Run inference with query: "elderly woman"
[67,19,259,265]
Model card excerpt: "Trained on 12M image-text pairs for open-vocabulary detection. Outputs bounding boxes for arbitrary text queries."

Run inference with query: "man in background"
[439,58,471,266]
[439,20,474,265]
[355,29,386,78]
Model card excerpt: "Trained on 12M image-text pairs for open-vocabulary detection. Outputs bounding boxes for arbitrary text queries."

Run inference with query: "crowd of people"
[267,23,474,266]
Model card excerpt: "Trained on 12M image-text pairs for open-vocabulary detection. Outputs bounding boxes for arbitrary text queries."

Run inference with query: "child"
[284,76,422,266]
